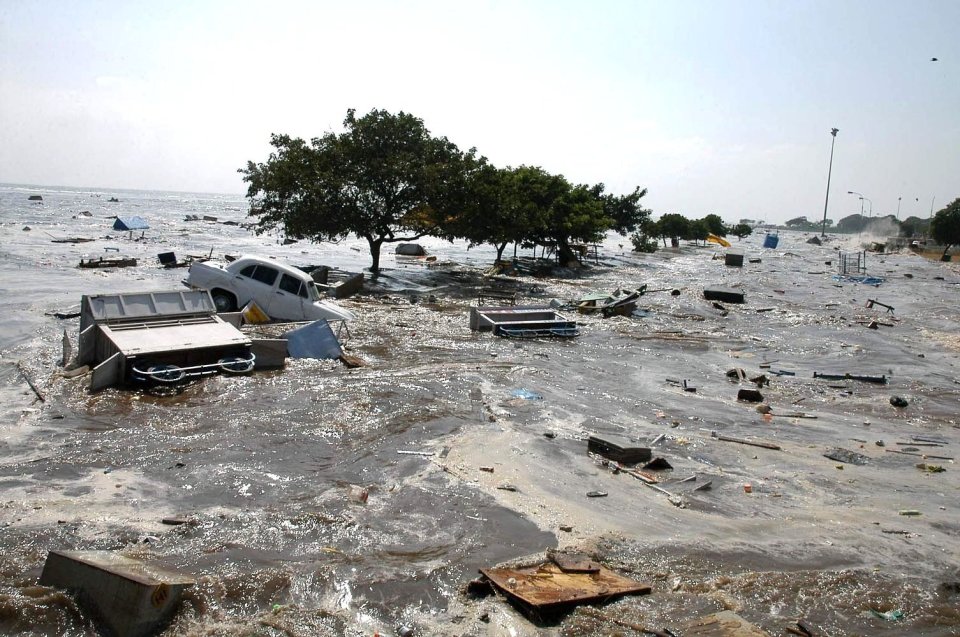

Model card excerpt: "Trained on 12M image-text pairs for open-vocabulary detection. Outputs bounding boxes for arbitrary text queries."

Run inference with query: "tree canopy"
[241,108,653,271]
[930,197,960,260]
[241,109,470,272]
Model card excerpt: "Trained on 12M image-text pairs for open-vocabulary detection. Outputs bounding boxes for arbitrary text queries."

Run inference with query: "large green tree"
[655,213,690,246]
[240,108,470,272]
[930,197,960,260]
[701,213,726,237]
[595,185,652,236]
[730,223,753,240]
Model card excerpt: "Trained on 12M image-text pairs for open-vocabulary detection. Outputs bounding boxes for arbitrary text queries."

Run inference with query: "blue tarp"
[113,216,149,231]
[283,319,343,359]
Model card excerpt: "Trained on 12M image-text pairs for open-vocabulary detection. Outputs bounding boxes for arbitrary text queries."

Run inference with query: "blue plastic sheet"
[283,319,343,359]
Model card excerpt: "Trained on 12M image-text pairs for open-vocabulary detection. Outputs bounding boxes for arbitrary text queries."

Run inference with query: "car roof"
[230,255,311,281]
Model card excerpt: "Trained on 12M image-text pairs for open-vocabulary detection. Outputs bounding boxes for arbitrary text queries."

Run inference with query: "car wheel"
[211,290,237,312]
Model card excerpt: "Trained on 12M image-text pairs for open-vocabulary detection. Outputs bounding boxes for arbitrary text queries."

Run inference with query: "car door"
[273,273,309,320]
[236,264,280,314]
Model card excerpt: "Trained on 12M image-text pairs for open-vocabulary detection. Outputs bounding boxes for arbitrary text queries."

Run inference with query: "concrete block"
[39,550,194,637]
[725,249,744,267]
[588,435,652,464]
[703,286,745,304]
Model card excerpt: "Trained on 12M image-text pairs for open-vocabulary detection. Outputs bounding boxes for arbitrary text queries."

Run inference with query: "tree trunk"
[366,236,383,273]
[942,244,953,261]
[556,238,577,267]
[495,242,508,262]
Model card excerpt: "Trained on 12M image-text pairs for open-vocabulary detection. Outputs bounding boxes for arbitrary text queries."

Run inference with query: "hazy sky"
[1,0,956,223]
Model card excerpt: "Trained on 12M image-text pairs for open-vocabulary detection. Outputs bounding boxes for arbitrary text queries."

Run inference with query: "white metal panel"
[90,353,124,392]
[101,318,250,356]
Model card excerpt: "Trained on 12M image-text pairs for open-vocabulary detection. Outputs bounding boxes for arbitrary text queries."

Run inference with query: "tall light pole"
[896,196,901,220]
[848,190,864,217]
[821,128,839,237]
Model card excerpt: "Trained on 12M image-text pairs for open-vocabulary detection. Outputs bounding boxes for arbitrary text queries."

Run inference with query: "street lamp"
[820,128,839,237]
[848,190,872,217]
[896,196,901,220]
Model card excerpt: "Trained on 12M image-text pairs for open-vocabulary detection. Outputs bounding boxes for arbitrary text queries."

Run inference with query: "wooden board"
[481,562,650,610]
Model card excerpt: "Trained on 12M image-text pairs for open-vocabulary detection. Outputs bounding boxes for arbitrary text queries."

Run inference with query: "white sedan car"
[185,255,355,322]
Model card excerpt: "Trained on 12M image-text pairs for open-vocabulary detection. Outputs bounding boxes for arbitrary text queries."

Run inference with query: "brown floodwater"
[1,185,959,635]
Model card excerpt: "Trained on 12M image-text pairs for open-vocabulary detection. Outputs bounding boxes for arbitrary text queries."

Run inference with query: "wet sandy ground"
[1,187,959,635]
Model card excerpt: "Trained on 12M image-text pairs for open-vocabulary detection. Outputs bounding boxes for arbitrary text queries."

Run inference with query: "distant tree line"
[779,212,947,238]
[240,109,652,272]
[630,213,752,253]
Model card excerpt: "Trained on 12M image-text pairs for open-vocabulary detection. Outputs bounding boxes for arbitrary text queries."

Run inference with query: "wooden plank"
[712,433,781,451]
[481,562,650,610]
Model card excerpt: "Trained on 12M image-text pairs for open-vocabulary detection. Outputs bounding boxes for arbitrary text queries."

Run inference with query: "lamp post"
[848,190,865,218]
[820,128,839,237]
[896,196,901,220]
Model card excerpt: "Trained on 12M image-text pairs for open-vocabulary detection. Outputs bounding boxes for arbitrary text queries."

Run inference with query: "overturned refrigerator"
[77,290,254,391]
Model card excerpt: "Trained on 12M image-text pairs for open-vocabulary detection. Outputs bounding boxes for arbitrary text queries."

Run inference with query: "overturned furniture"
[77,290,254,391]
[40,550,194,637]
[470,305,579,338]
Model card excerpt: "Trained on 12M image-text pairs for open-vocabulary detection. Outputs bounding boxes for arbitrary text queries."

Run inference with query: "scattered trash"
[479,466,495,473]
[724,248,744,267]
[157,252,191,268]
[890,396,909,408]
[737,389,764,403]
[543,431,556,439]
[898,510,921,516]
[743,483,753,494]
[497,484,518,492]
[726,368,747,381]
[577,287,645,317]
[241,300,271,324]
[338,353,365,368]
[586,491,608,498]
[824,448,869,465]
[79,256,138,268]
[683,611,769,636]
[711,431,781,451]
[283,319,344,360]
[511,388,543,400]
[916,463,945,473]
[587,435,652,464]
[866,299,894,313]
[396,450,435,457]
[763,233,780,248]
[886,449,954,460]
[395,243,428,256]
[348,485,369,504]
[693,480,713,492]
[16,361,45,403]
[642,457,673,471]
[870,608,905,621]
[813,372,887,384]
[112,216,149,237]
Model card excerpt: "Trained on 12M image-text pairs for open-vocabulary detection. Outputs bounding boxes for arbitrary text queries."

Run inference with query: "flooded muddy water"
[1,184,959,636]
